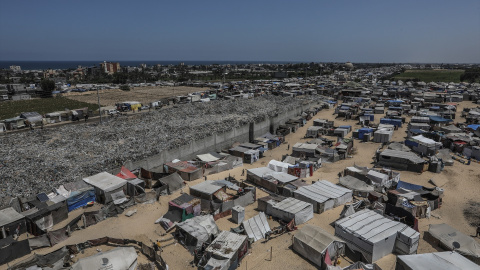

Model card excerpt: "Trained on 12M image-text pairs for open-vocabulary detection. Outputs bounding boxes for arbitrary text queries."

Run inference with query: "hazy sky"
[1,0,479,63]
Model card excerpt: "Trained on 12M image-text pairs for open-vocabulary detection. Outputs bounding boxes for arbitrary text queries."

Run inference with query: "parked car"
[108,109,119,115]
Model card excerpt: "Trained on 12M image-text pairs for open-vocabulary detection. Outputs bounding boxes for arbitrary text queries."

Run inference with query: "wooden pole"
[270,246,273,261]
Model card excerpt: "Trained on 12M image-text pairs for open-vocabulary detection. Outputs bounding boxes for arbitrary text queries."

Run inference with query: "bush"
[119,85,130,91]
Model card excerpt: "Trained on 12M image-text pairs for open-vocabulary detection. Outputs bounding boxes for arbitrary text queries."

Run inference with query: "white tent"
[269,197,313,225]
[176,215,219,252]
[294,180,353,213]
[267,159,290,173]
[335,209,419,263]
[366,170,390,187]
[396,252,480,270]
[71,246,137,270]
[242,212,271,242]
[293,224,345,268]
[427,223,480,261]
[83,172,127,204]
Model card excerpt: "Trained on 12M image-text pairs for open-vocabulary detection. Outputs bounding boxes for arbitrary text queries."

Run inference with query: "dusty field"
[5,100,479,270]
[63,86,208,106]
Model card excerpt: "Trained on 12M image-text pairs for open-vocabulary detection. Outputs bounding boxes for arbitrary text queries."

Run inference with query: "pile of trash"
[0,96,321,207]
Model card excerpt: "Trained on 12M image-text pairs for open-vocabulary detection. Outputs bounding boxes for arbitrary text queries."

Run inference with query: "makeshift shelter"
[339,176,374,197]
[242,212,271,242]
[176,215,219,253]
[366,170,391,187]
[22,200,68,236]
[164,161,203,181]
[189,180,228,201]
[306,126,324,138]
[292,143,319,158]
[83,172,127,204]
[378,149,427,173]
[71,246,138,270]
[268,197,313,225]
[163,193,201,223]
[396,252,480,270]
[267,159,290,173]
[427,223,480,263]
[293,224,345,269]
[157,172,185,194]
[200,231,249,270]
[335,209,419,263]
[115,166,137,179]
[294,180,353,213]
[0,208,26,239]
[20,112,43,124]
[247,167,298,193]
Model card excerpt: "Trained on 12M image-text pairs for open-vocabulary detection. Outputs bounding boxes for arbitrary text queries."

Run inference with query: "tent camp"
[83,172,127,204]
[396,252,480,270]
[294,180,353,213]
[175,215,219,253]
[268,197,313,225]
[335,209,419,263]
[242,212,271,242]
[200,231,249,270]
[71,246,137,270]
[293,224,345,269]
[427,223,480,263]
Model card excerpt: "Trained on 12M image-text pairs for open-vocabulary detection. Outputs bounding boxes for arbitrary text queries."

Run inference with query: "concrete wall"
[124,101,317,171]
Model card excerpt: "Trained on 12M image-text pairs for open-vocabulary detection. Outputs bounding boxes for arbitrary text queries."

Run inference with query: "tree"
[40,79,56,98]
[119,84,130,91]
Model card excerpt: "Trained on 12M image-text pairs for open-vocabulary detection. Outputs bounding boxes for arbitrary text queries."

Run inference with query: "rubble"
[0,96,322,207]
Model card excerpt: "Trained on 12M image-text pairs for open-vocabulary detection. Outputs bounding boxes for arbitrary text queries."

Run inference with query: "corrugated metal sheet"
[242,212,271,242]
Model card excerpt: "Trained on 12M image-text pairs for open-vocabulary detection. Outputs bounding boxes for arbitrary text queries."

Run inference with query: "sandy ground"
[63,86,208,106]
[4,100,480,270]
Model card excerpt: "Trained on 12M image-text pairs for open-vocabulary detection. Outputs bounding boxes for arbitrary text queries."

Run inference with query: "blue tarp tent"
[380,118,402,127]
[429,116,453,123]
[409,129,425,134]
[327,100,336,104]
[467,124,480,131]
[358,128,374,139]
[396,181,423,191]
[67,189,95,212]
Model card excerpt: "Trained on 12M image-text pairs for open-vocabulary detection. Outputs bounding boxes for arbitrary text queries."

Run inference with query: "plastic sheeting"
[71,246,138,270]
[242,212,271,242]
[28,234,51,250]
[428,223,480,260]
[293,224,345,268]
[0,239,31,265]
[67,189,95,212]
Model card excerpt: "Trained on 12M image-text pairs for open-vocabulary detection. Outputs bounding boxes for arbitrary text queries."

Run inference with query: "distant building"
[100,61,121,74]
[10,65,21,73]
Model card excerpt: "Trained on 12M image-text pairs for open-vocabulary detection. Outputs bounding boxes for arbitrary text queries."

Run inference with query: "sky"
[0,0,479,63]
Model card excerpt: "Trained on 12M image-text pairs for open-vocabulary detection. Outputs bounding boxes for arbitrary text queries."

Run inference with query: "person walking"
[84,114,89,122]
[287,144,290,150]
[338,172,342,179]
[476,225,480,237]
[241,169,245,176]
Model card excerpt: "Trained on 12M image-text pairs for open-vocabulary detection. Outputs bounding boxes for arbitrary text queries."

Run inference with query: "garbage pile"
[0,96,321,207]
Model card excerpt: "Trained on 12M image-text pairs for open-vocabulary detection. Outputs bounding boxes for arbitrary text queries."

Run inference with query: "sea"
[0,60,298,70]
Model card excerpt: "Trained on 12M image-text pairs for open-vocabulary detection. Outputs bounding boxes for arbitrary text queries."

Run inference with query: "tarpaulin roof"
[429,116,453,123]
[468,124,480,130]
[0,207,24,227]
[397,252,480,270]
[190,180,223,195]
[294,224,344,254]
[428,223,480,259]
[116,166,137,179]
[83,172,127,192]
[339,176,374,192]
[71,247,137,270]
[242,212,271,242]
[205,230,247,260]
[396,180,423,191]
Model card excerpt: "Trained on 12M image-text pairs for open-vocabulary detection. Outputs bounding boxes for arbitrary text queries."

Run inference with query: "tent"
[189,180,227,201]
[339,176,374,197]
[71,246,137,270]
[335,209,419,263]
[157,172,185,194]
[201,231,249,270]
[163,193,201,223]
[366,170,390,187]
[0,207,25,238]
[115,166,137,179]
[293,224,345,268]
[396,252,480,270]
[268,159,291,173]
[294,180,353,213]
[176,215,219,253]
[66,188,95,212]
[242,212,271,242]
[83,172,127,204]
[427,223,480,262]
[269,197,313,225]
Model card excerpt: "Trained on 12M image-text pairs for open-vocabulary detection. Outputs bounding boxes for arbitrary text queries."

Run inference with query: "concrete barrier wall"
[124,101,317,171]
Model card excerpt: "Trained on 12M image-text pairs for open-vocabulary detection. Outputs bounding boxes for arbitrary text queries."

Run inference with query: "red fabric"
[116,166,136,179]
[414,218,419,232]
[324,249,332,265]
[309,166,313,177]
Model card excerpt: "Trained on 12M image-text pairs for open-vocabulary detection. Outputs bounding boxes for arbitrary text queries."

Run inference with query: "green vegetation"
[40,79,56,98]
[0,97,99,120]
[393,69,464,83]
[460,68,480,83]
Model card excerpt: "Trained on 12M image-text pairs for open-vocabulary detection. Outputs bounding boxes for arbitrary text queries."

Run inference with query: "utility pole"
[96,88,102,123]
